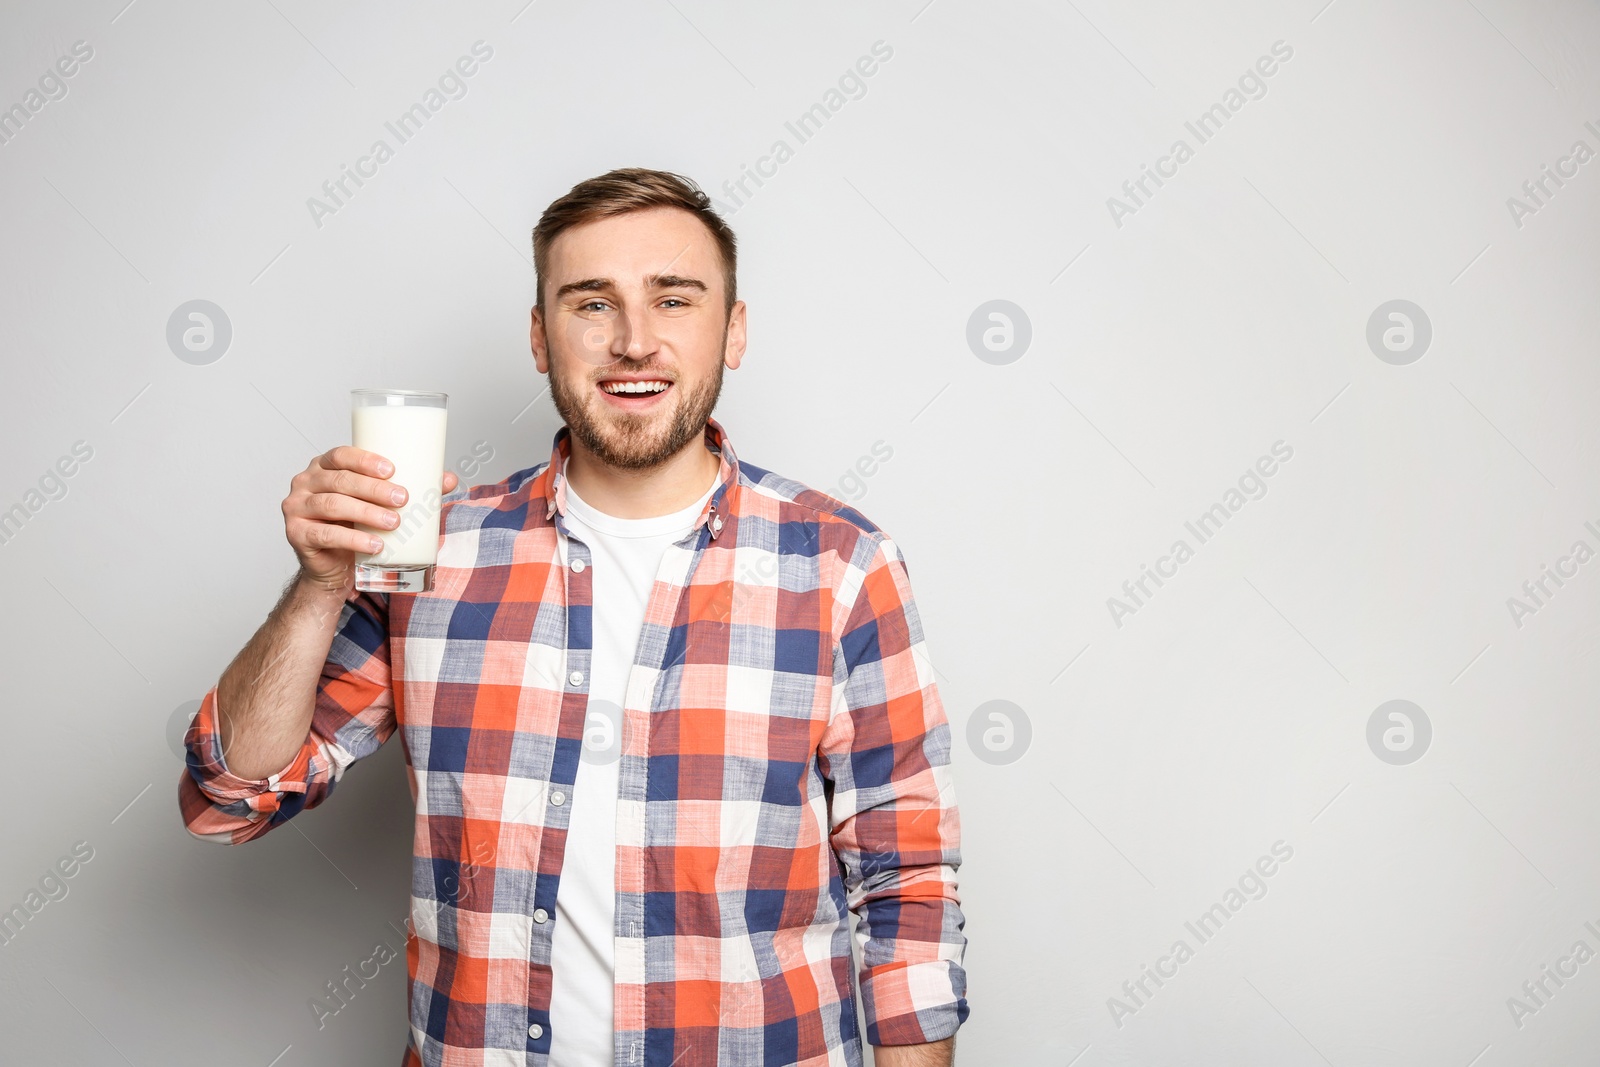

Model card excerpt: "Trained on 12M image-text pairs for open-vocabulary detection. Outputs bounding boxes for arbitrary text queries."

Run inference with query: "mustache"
[593,371,675,382]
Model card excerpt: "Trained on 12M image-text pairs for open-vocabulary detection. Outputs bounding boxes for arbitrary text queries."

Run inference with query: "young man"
[179,168,969,1067]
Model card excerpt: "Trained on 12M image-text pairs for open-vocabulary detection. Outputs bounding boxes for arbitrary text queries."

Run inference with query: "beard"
[545,325,726,472]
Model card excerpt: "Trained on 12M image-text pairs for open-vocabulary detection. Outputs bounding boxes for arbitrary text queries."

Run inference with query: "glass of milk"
[351,388,448,593]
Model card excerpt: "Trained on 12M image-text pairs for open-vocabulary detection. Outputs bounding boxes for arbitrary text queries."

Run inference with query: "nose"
[612,302,658,363]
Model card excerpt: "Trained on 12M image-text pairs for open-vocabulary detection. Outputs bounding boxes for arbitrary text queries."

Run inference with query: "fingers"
[284,447,459,573]
[298,460,407,508]
[298,489,402,531]
[284,450,402,568]
[321,445,393,479]
[289,514,385,556]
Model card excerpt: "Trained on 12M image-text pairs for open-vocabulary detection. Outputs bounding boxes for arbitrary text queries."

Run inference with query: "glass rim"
[351,388,449,401]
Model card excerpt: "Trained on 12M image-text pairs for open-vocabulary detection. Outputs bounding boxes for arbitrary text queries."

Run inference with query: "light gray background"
[2,0,1598,1064]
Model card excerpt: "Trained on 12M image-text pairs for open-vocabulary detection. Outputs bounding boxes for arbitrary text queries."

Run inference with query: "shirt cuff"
[184,687,308,813]
[861,959,970,1046]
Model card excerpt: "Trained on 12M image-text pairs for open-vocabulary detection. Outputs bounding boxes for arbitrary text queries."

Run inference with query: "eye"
[579,300,611,313]
[660,297,687,308]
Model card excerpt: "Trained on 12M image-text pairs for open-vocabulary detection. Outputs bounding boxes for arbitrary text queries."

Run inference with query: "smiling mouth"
[598,379,672,396]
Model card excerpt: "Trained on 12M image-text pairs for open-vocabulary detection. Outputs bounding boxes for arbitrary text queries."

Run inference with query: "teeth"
[602,380,669,394]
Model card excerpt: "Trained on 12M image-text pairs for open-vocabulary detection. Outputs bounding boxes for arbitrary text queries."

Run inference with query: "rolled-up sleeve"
[177,588,396,844]
[819,535,969,1046]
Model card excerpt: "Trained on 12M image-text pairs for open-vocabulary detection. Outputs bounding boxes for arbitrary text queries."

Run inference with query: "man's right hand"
[282,447,459,594]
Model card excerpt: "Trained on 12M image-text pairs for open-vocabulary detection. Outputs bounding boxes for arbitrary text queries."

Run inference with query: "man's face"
[530,206,745,471]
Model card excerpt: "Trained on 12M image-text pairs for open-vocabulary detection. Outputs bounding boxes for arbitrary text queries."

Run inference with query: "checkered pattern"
[178,416,969,1066]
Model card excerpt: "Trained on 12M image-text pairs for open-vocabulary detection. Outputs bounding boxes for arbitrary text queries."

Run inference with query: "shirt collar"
[539,415,738,540]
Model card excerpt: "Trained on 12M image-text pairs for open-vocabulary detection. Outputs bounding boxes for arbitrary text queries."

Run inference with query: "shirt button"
[550,790,566,806]
[571,558,586,573]
[533,908,549,923]
[528,1023,543,1040]
[569,670,584,686]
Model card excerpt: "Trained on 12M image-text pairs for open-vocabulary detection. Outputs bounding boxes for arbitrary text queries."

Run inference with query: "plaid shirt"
[179,415,969,1066]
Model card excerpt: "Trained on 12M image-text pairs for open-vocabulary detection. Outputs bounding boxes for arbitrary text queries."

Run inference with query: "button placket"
[536,486,594,1060]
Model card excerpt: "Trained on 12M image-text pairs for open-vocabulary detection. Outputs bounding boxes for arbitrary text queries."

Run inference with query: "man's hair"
[531,167,738,318]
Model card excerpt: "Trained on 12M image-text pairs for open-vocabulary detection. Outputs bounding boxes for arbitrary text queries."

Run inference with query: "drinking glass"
[351,389,448,593]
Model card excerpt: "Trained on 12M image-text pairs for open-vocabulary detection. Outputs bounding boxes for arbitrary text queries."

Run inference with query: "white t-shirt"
[550,461,716,1067]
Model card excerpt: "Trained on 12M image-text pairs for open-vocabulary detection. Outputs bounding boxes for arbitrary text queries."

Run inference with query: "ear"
[530,304,549,373]
[724,300,747,370]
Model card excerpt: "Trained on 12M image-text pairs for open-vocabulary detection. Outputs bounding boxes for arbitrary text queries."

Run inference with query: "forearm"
[874,1036,954,1067]
[214,571,349,779]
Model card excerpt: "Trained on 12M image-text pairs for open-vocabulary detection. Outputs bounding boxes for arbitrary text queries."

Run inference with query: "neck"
[563,432,719,519]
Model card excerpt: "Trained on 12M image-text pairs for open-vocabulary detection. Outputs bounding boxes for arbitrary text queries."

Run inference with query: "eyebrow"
[554,274,709,301]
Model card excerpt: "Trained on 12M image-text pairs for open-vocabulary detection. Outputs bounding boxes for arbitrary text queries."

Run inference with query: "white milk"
[352,402,448,567]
